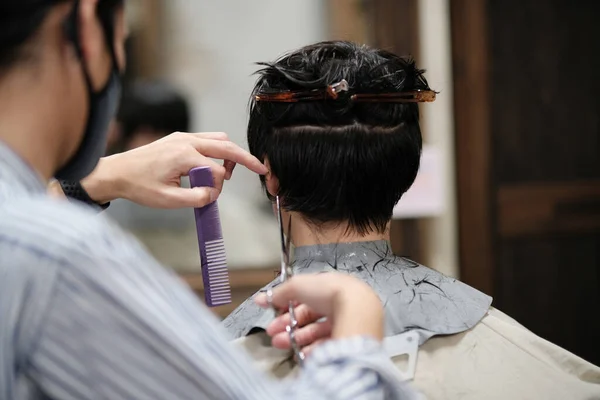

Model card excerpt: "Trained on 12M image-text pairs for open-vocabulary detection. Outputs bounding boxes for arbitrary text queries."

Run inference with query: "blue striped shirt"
[0,141,418,400]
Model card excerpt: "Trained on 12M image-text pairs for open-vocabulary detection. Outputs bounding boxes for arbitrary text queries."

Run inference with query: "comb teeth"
[203,238,232,306]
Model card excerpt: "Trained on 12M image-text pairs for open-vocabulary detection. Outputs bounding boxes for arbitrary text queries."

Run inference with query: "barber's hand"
[265,304,332,356]
[80,132,267,208]
[255,273,384,357]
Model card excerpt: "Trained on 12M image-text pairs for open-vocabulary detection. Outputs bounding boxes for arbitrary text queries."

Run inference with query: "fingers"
[169,131,230,141]
[271,320,332,350]
[255,275,339,313]
[157,186,220,209]
[166,132,266,177]
[262,303,332,350]
[181,151,227,192]
[189,132,229,141]
[265,304,320,336]
[255,281,299,309]
[223,160,236,180]
[188,138,267,175]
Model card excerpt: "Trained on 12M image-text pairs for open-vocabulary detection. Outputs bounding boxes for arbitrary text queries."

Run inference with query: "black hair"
[116,80,190,148]
[0,0,123,71]
[248,41,431,235]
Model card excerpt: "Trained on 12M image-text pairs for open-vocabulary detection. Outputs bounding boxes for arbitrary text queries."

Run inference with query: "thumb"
[161,186,220,208]
[255,276,323,309]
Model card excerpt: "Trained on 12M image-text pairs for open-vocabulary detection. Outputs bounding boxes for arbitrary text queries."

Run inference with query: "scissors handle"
[287,301,305,366]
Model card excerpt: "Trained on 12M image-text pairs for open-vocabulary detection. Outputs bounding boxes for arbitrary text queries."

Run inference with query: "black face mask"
[55,0,122,181]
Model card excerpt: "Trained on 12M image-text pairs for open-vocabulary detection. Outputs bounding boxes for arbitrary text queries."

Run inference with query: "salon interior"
[109,0,599,367]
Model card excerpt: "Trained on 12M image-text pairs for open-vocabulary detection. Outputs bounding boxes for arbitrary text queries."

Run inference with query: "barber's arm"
[28,233,417,400]
[49,131,267,208]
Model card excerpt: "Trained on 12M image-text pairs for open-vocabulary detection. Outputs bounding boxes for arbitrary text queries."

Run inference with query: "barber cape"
[224,241,600,399]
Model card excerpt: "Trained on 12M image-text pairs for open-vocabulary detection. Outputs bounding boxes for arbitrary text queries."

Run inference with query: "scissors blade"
[274,196,303,367]
[284,216,292,277]
[276,196,290,282]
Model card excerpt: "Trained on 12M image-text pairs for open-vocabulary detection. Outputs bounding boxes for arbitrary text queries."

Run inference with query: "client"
[223,41,600,399]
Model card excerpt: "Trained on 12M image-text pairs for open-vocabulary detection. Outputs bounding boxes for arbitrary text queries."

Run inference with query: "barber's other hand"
[255,273,384,357]
[81,132,267,208]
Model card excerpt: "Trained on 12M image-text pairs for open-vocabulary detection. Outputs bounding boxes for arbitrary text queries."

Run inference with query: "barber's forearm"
[47,156,121,206]
[80,156,123,204]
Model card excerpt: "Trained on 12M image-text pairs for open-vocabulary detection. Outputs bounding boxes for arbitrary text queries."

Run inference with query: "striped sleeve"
[0,199,417,400]
[24,232,417,399]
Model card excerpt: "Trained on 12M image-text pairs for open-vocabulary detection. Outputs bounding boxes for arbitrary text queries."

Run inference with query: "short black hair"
[0,0,123,71]
[116,81,190,146]
[248,41,430,234]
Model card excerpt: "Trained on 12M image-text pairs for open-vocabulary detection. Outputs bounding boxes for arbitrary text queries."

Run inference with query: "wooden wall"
[452,0,600,364]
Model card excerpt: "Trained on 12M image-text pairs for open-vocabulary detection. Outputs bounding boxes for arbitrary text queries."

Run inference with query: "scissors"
[266,196,305,366]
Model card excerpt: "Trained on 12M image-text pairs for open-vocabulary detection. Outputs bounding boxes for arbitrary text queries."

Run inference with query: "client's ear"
[264,159,279,197]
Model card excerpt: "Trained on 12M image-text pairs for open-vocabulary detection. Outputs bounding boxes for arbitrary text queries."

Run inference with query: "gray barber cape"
[223,240,492,345]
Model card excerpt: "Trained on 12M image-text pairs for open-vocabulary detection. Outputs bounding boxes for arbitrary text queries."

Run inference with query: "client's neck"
[289,213,390,247]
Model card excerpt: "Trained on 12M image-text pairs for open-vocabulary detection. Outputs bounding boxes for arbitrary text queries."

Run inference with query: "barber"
[0,1,417,399]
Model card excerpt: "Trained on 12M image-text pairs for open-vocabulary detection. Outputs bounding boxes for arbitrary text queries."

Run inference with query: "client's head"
[248,41,433,245]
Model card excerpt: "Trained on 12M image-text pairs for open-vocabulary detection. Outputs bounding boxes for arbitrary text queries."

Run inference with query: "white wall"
[418,0,459,278]
[163,0,326,203]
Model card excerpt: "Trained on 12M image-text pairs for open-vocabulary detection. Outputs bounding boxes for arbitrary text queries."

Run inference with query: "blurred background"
[109,0,600,365]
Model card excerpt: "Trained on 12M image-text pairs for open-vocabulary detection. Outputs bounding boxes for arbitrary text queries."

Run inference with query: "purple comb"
[189,166,232,307]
